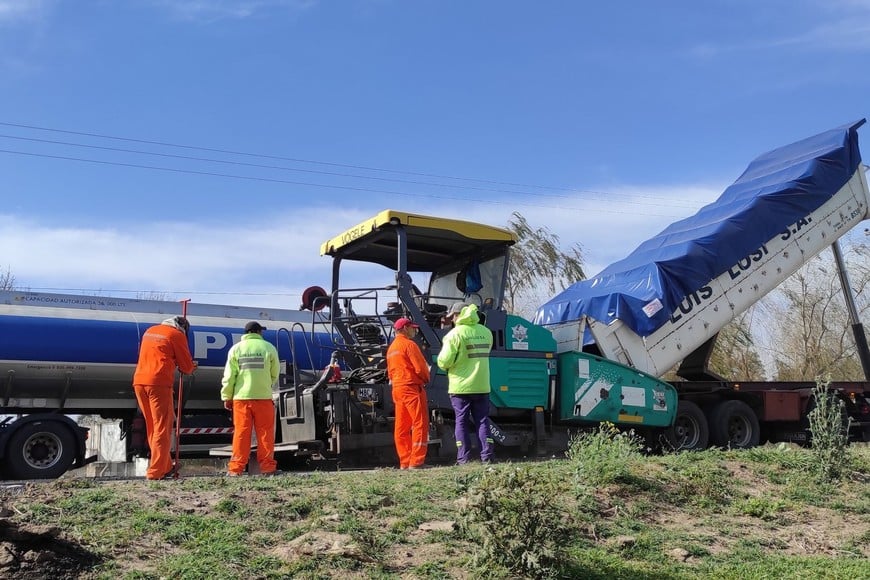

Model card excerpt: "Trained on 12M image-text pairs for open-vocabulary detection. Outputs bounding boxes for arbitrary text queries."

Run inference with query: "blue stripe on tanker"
[0,315,335,369]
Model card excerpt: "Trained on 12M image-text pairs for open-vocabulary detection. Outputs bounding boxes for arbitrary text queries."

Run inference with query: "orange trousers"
[392,384,429,468]
[133,384,175,480]
[228,399,277,475]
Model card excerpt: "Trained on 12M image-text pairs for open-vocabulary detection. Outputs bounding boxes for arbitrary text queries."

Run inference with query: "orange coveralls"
[132,323,196,480]
[386,333,431,468]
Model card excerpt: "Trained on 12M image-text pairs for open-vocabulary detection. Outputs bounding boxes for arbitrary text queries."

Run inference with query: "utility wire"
[0,120,708,208]
[0,148,696,218]
[0,133,700,209]
[25,287,302,298]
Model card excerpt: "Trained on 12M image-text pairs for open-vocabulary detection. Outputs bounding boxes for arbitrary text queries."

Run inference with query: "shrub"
[808,379,851,482]
[459,465,569,579]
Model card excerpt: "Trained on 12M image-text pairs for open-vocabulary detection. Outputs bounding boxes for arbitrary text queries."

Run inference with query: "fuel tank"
[0,291,335,414]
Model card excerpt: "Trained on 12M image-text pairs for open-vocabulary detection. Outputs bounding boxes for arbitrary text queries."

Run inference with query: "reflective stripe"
[468,353,489,359]
[239,356,266,370]
[465,343,489,350]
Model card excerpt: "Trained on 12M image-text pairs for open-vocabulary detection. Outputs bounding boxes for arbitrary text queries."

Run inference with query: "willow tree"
[709,312,767,380]
[504,212,586,318]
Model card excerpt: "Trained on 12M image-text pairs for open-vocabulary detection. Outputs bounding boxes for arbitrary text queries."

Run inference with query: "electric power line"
[24,287,302,298]
[0,132,701,209]
[0,147,697,218]
[0,120,710,212]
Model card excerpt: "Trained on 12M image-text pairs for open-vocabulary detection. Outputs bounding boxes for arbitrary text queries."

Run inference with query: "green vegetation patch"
[2,444,868,579]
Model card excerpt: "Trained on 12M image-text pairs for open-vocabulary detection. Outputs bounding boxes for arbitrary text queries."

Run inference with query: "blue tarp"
[535,119,866,337]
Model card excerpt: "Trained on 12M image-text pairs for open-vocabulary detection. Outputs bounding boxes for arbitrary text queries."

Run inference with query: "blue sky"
[2,0,870,311]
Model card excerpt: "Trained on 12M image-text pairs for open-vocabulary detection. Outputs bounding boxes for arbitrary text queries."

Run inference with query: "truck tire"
[709,400,760,449]
[5,421,77,480]
[664,400,709,451]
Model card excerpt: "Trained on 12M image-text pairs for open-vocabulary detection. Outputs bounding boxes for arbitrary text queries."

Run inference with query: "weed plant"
[566,422,644,488]
[808,379,851,482]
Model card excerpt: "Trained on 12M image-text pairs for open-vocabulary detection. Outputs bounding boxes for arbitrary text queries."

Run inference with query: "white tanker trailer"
[0,291,334,479]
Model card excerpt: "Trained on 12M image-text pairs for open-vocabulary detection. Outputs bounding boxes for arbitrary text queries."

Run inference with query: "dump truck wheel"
[710,400,760,449]
[5,421,77,480]
[664,400,709,451]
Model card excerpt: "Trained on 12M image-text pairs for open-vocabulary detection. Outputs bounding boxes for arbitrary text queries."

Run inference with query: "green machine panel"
[503,314,557,352]
[557,351,677,427]
[489,354,555,410]
[487,314,557,410]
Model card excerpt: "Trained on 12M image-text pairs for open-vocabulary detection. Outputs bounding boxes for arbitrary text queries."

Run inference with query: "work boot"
[158,463,181,480]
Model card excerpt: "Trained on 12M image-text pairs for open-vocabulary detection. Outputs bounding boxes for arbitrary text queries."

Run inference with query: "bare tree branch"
[0,266,15,291]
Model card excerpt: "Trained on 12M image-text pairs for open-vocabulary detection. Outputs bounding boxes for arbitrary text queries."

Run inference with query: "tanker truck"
[0,293,336,479]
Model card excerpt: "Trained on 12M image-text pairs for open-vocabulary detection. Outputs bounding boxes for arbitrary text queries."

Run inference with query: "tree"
[0,266,14,290]
[504,212,586,317]
[763,242,870,381]
[708,312,767,380]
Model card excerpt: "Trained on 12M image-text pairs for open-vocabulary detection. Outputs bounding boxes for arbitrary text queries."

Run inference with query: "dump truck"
[536,119,870,449]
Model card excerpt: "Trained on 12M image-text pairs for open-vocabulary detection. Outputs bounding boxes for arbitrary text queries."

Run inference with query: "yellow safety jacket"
[221,333,280,401]
[436,304,492,395]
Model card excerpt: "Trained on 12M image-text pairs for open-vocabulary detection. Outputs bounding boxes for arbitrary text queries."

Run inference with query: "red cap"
[394,317,419,330]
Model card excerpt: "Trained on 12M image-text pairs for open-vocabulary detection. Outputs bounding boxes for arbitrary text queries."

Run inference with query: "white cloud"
[0,0,53,23]
[0,209,342,308]
[689,1,870,58]
[445,183,718,278]
[0,183,719,311]
[146,0,317,22]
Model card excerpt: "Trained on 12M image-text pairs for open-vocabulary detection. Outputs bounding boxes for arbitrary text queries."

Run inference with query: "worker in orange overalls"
[386,317,431,469]
[133,316,197,480]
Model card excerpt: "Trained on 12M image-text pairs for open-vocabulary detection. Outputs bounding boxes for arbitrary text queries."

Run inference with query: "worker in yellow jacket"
[221,321,280,476]
[436,304,494,464]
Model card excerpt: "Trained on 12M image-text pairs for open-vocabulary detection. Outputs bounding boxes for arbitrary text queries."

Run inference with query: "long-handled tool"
[173,298,191,479]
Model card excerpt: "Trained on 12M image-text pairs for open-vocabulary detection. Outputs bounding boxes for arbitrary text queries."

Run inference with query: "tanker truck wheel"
[709,400,760,449]
[6,421,76,480]
[664,401,709,451]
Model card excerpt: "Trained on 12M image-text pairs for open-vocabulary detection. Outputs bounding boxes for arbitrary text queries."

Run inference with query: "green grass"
[3,443,869,579]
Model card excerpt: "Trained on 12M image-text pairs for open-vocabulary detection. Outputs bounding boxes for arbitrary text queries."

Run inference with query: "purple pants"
[450,393,494,464]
